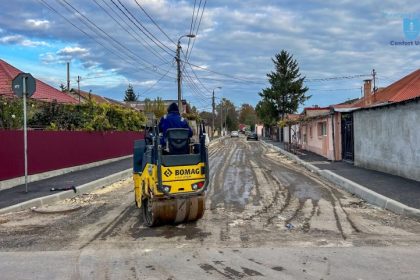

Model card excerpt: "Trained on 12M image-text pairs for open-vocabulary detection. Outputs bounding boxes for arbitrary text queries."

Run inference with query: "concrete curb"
[0,155,132,191]
[262,140,420,219]
[0,169,132,215]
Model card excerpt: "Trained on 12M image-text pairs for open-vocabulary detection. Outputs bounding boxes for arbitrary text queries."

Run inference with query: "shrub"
[0,96,146,131]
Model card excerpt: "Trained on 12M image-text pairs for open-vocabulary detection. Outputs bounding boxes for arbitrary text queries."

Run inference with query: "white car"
[231,131,239,137]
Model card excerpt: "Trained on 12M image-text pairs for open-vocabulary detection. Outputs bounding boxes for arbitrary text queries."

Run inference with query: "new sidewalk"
[264,140,420,217]
[0,157,132,213]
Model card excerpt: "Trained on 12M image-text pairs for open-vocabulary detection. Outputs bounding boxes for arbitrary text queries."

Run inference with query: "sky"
[0,0,419,112]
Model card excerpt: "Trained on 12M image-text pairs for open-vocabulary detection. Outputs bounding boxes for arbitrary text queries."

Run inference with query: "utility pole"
[220,100,223,136]
[77,75,81,103]
[372,69,377,94]
[66,62,70,92]
[176,42,182,111]
[212,90,215,138]
[211,86,221,138]
[176,34,196,113]
[224,107,228,133]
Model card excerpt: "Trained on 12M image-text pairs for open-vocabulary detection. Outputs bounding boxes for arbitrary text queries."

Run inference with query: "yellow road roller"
[133,122,208,226]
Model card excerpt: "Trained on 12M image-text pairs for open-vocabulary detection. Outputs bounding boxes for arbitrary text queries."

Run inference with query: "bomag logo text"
[175,168,200,176]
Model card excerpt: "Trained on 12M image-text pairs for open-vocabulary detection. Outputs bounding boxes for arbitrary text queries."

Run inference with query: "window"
[309,126,313,138]
[318,122,327,136]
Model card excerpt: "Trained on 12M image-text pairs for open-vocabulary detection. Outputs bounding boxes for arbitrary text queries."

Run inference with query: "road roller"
[133,122,208,226]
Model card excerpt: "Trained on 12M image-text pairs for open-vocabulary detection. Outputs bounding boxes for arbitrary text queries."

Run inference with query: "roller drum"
[143,195,205,226]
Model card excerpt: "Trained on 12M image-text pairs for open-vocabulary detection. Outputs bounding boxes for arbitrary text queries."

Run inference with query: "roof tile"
[0,59,78,104]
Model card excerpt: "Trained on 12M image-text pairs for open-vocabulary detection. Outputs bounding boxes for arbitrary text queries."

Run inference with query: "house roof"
[285,113,302,120]
[104,97,132,108]
[0,59,78,104]
[304,106,330,111]
[75,89,110,104]
[127,99,188,113]
[351,68,420,107]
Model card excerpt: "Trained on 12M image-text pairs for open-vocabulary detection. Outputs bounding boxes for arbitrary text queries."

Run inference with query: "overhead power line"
[38,0,167,77]
[310,87,361,92]
[113,0,174,57]
[185,0,198,57]
[187,0,207,61]
[94,0,169,63]
[133,0,176,46]
[184,60,266,84]
[306,74,370,82]
[139,65,175,97]
[58,0,158,70]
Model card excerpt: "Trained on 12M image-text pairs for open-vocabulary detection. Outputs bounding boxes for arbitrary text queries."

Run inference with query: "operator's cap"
[167,102,179,113]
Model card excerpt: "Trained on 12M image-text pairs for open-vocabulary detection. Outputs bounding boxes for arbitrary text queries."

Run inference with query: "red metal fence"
[0,131,143,181]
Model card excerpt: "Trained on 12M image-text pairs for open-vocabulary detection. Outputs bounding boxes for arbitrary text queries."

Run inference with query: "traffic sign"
[12,73,36,97]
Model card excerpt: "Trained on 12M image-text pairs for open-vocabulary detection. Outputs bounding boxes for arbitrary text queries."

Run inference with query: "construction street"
[1,137,420,279]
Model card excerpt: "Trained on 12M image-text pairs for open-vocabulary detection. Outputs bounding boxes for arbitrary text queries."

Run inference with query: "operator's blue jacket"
[158,103,193,145]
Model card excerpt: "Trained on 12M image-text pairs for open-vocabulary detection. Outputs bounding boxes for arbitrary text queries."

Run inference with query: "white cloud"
[57,46,89,56]
[0,34,49,47]
[40,52,57,64]
[25,19,50,29]
[40,46,91,65]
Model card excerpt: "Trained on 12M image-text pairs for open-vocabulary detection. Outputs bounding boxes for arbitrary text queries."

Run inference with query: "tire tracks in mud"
[243,164,291,225]
[257,143,362,238]
[206,138,362,244]
[208,138,243,210]
[79,203,137,249]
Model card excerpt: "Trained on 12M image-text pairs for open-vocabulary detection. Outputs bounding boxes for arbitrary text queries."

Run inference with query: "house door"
[341,113,354,161]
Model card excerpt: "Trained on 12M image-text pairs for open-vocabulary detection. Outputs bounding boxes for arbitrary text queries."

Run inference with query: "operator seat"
[165,128,190,155]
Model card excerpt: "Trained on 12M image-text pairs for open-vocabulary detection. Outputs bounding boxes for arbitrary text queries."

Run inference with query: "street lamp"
[212,86,222,138]
[176,34,196,112]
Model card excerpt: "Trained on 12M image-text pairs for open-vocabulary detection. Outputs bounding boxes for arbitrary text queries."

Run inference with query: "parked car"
[247,132,258,141]
[231,131,239,137]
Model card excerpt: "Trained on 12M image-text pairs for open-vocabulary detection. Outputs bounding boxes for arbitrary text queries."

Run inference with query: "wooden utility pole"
[66,62,70,91]
[77,75,81,103]
[220,100,223,136]
[212,90,215,138]
[176,42,182,111]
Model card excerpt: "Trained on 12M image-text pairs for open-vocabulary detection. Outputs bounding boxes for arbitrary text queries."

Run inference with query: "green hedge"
[0,96,146,131]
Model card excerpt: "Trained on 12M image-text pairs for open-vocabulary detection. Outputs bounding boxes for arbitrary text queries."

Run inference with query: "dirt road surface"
[1,137,420,279]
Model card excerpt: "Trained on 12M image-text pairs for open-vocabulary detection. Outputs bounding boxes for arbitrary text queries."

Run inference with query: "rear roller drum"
[142,195,205,227]
[174,195,205,224]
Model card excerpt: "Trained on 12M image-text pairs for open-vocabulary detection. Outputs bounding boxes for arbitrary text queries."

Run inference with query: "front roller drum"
[142,195,205,227]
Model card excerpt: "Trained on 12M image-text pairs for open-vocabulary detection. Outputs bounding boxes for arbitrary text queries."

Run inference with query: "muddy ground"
[1,137,420,279]
[1,137,420,250]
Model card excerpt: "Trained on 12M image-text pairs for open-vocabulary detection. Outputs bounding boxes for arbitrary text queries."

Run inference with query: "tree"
[183,104,199,121]
[239,104,258,130]
[153,98,166,118]
[199,111,213,125]
[216,98,238,132]
[259,50,310,120]
[144,97,165,119]
[123,84,137,102]
[255,98,277,127]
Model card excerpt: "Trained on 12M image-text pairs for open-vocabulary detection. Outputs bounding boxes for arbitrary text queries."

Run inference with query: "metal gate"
[341,113,354,161]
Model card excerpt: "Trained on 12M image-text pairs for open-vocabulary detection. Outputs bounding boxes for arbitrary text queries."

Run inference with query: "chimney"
[363,79,372,106]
